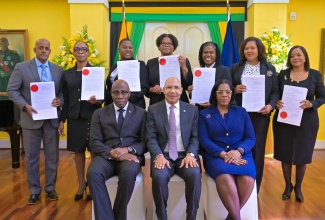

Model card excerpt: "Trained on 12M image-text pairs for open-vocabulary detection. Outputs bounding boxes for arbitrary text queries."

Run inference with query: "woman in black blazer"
[189,41,232,111]
[146,33,193,105]
[231,37,279,194]
[104,38,148,109]
[58,41,101,201]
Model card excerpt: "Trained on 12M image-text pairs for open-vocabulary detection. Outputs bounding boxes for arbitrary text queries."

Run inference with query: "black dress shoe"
[295,194,304,202]
[74,181,89,201]
[28,194,40,205]
[46,190,58,200]
[85,194,92,201]
[282,183,293,200]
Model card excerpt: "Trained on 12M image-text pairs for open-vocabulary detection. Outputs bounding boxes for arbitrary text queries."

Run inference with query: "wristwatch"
[187,152,195,157]
[127,146,136,155]
[237,147,245,155]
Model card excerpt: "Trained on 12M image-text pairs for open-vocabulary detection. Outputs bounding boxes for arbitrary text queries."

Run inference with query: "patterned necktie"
[168,105,178,160]
[117,108,125,130]
[40,64,47,82]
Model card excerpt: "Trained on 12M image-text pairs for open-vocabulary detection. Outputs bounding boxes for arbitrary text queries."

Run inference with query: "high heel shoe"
[282,183,293,200]
[294,186,304,202]
[74,181,88,201]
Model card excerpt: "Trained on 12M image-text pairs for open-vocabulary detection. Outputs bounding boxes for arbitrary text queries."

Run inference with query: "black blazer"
[90,103,147,166]
[146,57,193,105]
[104,59,148,109]
[231,62,279,112]
[59,64,101,122]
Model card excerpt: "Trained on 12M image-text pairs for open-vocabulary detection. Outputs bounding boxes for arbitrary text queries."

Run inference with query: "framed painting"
[320,28,325,81]
[0,29,28,96]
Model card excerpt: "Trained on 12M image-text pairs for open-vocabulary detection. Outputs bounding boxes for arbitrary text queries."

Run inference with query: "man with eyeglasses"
[87,79,147,220]
[7,38,63,205]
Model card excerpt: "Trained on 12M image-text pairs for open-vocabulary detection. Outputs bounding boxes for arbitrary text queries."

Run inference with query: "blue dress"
[199,106,256,179]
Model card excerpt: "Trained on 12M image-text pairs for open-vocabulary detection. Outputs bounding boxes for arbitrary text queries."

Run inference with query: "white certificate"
[117,60,141,92]
[277,85,307,126]
[81,67,105,100]
[30,82,57,120]
[158,55,180,87]
[242,75,265,112]
[191,68,215,103]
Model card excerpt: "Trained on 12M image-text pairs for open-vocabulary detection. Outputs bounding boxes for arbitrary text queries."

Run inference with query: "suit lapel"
[210,107,228,130]
[122,103,134,130]
[158,101,169,135]
[107,104,119,130]
[67,67,79,88]
[29,59,41,82]
[179,101,187,145]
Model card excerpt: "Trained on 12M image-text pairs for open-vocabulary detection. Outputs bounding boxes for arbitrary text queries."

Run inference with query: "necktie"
[40,64,47,82]
[117,108,125,130]
[168,105,178,160]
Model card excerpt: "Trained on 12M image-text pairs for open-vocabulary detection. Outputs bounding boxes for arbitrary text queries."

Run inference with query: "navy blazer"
[104,59,148,109]
[198,106,256,160]
[146,100,199,161]
[231,62,279,111]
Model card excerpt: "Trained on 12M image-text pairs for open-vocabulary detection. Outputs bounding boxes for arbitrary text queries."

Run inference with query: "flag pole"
[227,0,230,21]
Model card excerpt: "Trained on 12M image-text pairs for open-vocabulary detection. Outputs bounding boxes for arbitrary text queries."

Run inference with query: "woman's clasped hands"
[223,150,248,166]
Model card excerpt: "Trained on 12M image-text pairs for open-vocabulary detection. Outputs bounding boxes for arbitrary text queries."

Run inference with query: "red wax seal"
[159,58,166,65]
[82,69,90,75]
[195,70,202,77]
[30,85,38,92]
[280,111,288,119]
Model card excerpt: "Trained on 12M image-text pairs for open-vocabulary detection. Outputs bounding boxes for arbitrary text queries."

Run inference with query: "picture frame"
[320,28,325,81]
[0,29,28,96]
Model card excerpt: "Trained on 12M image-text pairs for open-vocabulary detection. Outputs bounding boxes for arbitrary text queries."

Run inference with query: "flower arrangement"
[261,28,292,73]
[52,25,105,70]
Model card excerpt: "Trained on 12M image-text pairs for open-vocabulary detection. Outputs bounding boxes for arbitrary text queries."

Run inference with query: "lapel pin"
[183,110,186,112]
[206,114,211,118]
[128,110,131,113]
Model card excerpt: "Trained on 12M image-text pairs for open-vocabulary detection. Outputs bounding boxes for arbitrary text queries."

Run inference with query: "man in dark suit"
[7,38,63,204]
[87,79,146,220]
[146,77,201,220]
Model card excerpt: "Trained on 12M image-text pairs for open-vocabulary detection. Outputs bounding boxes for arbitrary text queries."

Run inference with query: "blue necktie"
[168,105,178,160]
[40,64,48,82]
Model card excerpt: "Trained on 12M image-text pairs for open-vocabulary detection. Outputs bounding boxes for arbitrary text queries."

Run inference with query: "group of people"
[5,32,325,220]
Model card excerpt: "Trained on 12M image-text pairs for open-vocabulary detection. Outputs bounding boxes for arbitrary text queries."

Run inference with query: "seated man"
[146,77,202,220]
[87,80,146,220]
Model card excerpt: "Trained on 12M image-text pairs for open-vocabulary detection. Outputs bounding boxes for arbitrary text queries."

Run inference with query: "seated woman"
[198,79,256,220]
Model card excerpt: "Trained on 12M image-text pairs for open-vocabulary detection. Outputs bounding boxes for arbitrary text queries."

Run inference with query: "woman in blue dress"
[199,79,256,220]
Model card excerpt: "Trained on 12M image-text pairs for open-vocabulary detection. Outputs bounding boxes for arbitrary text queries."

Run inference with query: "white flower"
[272,28,279,32]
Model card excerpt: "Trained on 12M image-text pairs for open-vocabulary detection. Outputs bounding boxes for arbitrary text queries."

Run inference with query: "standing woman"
[104,38,148,109]
[231,37,279,193]
[146,33,193,105]
[273,45,325,202]
[58,41,102,201]
[190,41,232,110]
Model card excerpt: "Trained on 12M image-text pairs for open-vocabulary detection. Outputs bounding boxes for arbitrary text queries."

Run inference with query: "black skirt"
[67,118,91,153]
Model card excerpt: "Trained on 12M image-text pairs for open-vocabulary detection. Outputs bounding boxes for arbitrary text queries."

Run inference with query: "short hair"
[286,45,310,71]
[198,41,221,67]
[74,40,89,48]
[0,37,9,43]
[119,38,132,47]
[209,79,236,107]
[155,33,178,51]
[238,37,266,65]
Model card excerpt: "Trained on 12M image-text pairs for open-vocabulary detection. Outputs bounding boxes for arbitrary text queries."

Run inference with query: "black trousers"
[87,156,140,220]
[249,112,270,194]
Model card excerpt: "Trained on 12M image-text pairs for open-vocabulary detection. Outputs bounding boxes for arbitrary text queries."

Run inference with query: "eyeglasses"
[74,47,88,53]
[216,90,232,95]
[160,42,173,47]
[111,90,130,96]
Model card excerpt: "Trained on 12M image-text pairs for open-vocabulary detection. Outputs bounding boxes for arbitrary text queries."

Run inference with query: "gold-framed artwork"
[0,29,28,96]
[320,28,325,81]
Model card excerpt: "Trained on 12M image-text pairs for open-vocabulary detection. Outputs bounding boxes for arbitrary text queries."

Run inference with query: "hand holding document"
[30,82,57,120]
[159,55,180,87]
[277,85,308,126]
[191,68,215,103]
[242,75,265,112]
[81,67,105,100]
[117,60,141,92]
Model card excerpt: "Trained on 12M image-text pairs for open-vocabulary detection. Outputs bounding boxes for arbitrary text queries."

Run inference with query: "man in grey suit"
[146,77,201,220]
[87,80,146,220]
[7,38,63,204]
